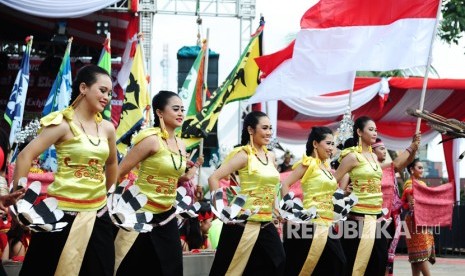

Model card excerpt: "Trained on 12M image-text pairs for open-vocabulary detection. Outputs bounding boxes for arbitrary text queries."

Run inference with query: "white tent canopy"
[0,0,119,18]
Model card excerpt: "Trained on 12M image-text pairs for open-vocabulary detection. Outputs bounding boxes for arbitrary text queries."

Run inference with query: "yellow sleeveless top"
[339,147,383,214]
[294,155,337,226]
[42,107,108,211]
[223,145,280,222]
[403,178,426,190]
[131,127,186,214]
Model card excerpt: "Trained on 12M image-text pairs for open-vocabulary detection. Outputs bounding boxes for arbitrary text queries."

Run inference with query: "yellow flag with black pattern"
[115,42,148,155]
[181,24,263,139]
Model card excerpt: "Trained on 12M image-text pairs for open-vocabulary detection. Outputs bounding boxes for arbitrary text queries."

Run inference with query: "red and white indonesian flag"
[249,0,440,104]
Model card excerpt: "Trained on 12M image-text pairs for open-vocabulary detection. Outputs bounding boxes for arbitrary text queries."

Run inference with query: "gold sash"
[299,224,330,276]
[225,222,261,275]
[55,211,96,275]
[352,215,377,276]
[114,229,139,275]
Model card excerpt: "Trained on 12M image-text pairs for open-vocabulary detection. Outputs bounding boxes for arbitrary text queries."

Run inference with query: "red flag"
[255,40,294,78]
[300,0,438,29]
[249,0,440,104]
[294,0,440,75]
[413,181,455,227]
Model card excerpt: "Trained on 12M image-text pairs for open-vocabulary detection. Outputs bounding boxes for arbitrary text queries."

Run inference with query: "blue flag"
[42,39,73,116]
[4,36,33,146]
[41,38,73,172]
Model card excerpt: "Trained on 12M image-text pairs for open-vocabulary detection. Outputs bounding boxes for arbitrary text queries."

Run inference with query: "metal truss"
[108,0,255,18]
[105,0,256,60]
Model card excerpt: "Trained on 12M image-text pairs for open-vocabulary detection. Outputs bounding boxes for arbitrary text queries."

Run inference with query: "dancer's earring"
[95,112,103,123]
[357,135,363,153]
[71,93,85,108]
[159,116,166,131]
[159,116,169,139]
[314,148,320,160]
[72,83,87,108]
[249,133,254,149]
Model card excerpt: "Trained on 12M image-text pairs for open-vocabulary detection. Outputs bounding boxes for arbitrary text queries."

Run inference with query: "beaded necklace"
[255,153,269,166]
[76,113,100,146]
[363,152,379,171]
[320,166,334,180]
[165,136,183,171]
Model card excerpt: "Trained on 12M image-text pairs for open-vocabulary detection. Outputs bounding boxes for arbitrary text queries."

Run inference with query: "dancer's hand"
[175,186,200,219]
[0,189,25,212]
[10,178,67,232]
[107,180,152,232]
[410,133,421,151]
[210,188,257,224]
[333,188,358,222]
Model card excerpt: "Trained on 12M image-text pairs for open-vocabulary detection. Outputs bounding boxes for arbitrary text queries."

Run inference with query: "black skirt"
[20,212,115,276]
[283,222,346,276]
[209,221,285,276]
[115,207,183,276]
[339,213,388,276]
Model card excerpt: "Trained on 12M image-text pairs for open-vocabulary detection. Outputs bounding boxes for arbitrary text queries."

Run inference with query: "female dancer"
[281,126,346,275]
[333,116,386,276]
[372,137,419,276]
[208,111,285,276]
[115,90,189,276]
[402,159,435,276]
[14,64,117,275]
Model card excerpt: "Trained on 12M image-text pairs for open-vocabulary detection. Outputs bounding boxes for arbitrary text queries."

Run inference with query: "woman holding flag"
[13,64,118,276]
[115,90,191,276]
[280,126,347,275]
[208,111,285,276]
[402,159,435,276]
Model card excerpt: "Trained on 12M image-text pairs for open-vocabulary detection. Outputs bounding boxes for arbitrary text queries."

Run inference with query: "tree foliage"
[440,0,465,45]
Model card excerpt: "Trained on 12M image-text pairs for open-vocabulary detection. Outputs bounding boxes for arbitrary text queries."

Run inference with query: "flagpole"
[137,33,152,126]
[415,0,442,134]
[198,28,209,191]
[348,88,353,111]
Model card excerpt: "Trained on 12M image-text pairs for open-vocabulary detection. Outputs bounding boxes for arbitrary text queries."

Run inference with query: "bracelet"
[405,146,413,154]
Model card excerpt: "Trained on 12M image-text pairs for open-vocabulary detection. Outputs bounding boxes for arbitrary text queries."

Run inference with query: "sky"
[150,0,315,92]
[148,0,465,177]
[150,0,465,91]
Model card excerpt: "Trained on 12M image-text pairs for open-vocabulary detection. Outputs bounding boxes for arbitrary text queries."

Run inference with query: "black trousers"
[340,215,388,276]
[209,222,285,276]
[116,208,183,276]
[20,213,115,276]
[283,223,347,276]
